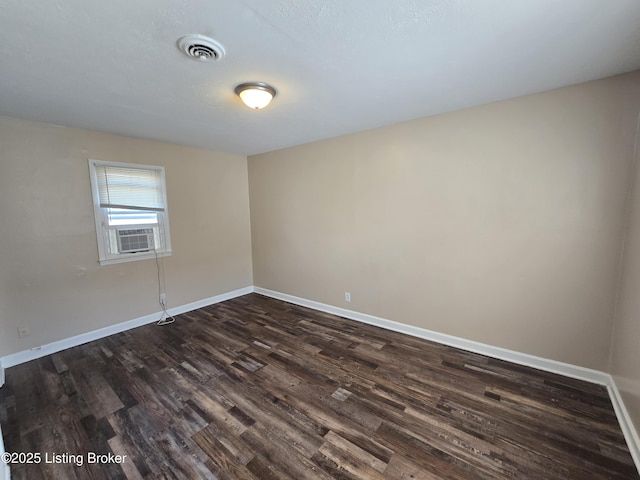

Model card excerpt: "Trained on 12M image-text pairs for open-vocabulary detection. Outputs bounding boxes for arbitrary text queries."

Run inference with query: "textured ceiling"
[1,0,640,155]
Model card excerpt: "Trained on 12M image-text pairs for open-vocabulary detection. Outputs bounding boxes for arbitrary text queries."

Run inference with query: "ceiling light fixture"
[234,82,277,110]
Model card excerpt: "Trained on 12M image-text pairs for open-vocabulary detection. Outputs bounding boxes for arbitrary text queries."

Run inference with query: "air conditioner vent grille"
[117,228,154,253]
[177,34,225,62]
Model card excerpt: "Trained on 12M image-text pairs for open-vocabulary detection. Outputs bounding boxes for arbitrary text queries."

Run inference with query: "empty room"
[1,1,640,479]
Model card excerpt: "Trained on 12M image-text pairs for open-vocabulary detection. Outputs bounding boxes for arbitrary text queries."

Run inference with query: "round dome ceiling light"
[177,34,225,62]
[234,82,277,110]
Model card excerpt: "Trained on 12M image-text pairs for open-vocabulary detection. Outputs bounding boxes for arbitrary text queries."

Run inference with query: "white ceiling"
[1,0,640,156]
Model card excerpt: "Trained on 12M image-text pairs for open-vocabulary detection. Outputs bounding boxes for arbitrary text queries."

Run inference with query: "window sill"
[98,250,172,266]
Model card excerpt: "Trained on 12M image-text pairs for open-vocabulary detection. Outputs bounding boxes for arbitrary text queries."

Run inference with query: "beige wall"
[249,72,640,371]
[0,116,253,357]
[611,110,640,437]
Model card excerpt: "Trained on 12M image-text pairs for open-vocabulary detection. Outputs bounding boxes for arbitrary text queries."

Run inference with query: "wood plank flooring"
[0,293,637,479]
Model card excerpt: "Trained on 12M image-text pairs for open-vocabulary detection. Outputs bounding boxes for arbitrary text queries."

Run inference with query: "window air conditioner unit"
[116,228,154,253]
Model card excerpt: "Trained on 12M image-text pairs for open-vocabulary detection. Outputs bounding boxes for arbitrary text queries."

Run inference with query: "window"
[89,159,171,265]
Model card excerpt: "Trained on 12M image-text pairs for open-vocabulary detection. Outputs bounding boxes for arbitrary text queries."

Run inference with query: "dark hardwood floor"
[0,293,637,479]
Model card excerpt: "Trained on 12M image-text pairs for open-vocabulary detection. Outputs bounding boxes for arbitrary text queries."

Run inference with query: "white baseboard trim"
[0,422,8,480]
[254,287,639,475]
[608,378,640,472]
[0,359,4,388]
[254,287,609,385]
[0,286,254,370]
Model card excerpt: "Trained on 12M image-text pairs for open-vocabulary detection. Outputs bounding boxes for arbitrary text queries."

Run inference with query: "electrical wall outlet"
[345,292,351,302]
[160,293,167,306]
[17,326,31,338]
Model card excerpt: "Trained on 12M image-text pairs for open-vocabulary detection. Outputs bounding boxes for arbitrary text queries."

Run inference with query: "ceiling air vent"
[177,34,225,62]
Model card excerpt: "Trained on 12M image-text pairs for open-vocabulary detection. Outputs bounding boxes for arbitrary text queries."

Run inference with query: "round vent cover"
[177,34,225,62]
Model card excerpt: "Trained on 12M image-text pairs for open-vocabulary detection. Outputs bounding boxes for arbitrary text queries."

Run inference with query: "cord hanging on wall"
[154,249,175,326]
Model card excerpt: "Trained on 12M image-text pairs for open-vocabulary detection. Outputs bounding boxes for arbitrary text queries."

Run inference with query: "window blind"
[96,164,165,212]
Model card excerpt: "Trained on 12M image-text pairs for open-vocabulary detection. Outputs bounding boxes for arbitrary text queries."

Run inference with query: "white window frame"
[88,159,172,266]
